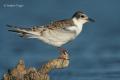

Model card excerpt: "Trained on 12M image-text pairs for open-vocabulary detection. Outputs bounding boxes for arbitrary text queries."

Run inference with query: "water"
[0,0,120,80]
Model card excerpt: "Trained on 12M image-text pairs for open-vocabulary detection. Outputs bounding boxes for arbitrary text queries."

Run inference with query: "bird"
[7,11,95,50]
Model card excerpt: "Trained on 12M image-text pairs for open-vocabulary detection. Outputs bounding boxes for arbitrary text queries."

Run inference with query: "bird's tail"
[7,24,39,38]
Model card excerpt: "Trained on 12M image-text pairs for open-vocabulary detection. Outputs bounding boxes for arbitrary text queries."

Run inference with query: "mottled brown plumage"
[7,19,76,41]
[46,19,75,29]
[7,11,94,47]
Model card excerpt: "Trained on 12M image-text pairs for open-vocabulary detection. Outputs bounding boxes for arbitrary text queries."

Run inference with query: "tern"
[8,11,94,50]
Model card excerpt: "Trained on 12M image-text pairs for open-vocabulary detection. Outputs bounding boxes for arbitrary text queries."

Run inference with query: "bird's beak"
[88,18,95,22]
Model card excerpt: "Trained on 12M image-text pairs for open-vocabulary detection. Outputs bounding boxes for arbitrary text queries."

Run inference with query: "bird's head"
[72,11,95,26]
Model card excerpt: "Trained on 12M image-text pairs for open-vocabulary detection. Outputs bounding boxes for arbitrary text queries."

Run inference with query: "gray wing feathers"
[7,25,41,38]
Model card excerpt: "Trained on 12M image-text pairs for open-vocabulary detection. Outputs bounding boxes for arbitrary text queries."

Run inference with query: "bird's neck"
[72,18,83,35]
[72,18,84,27]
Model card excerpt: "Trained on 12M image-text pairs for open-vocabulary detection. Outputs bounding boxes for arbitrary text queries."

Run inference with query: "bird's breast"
[65,25,82,36]
[38,26,82,47]
[47,29,76,41]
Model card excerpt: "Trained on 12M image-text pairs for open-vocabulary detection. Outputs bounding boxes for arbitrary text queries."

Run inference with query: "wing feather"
[44,19,75,29]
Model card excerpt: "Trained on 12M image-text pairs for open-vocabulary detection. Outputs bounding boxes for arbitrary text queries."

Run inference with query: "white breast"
[66,25,83,37]
[36,18,83,47]
[37,25,82,47]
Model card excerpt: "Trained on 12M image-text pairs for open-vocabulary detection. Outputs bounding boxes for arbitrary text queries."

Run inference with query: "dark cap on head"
[72,11,95,22]
[72,11,84,18]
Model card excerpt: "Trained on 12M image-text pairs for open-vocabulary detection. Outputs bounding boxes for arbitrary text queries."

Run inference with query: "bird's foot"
[57,47,67,53]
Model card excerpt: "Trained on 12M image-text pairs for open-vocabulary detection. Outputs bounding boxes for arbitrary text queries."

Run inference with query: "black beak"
[88,18,95,22]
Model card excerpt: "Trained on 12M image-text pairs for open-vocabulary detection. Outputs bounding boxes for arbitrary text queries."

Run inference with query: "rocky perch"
[3,50,69,80]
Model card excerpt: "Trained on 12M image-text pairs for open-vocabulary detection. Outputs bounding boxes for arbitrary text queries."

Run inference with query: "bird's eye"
[80,15,85,18]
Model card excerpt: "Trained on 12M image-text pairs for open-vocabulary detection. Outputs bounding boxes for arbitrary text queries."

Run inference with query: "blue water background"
[0,0,120,80]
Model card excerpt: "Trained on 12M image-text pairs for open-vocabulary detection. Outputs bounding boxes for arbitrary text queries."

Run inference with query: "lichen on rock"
[3,50,69,80]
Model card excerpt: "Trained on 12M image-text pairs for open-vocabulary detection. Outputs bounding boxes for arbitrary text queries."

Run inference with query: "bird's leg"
[57,47,67,53]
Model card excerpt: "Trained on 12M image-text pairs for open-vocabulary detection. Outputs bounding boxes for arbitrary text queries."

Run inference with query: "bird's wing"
[7,19,75,38]
[44,19,75,29]
[7,24,45,38]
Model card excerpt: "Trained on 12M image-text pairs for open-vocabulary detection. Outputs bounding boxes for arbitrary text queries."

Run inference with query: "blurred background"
[0,0,120,80]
